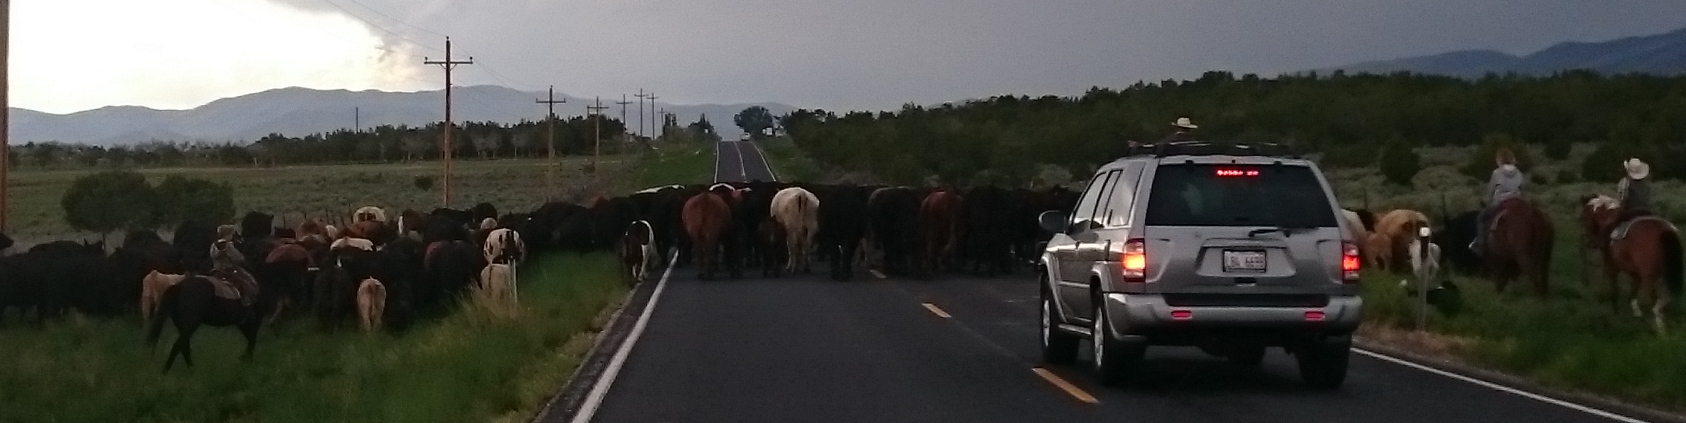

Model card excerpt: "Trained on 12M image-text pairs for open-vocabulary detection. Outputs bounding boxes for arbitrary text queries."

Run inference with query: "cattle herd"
[0,180,1082,334]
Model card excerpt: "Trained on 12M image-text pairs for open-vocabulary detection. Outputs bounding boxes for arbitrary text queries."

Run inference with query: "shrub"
[414,175,436,191]
[62,170,157,234]
[1378,141,1422,186]
[153,175,235,226]
[1461,133,1535,179]
[1556,169,1578,185]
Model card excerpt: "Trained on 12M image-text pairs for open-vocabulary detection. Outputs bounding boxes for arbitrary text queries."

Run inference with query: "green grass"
[0,253,630,423]
[626,140,717,188]
[755,138,825,183]
[4,155,641,244]
[1340,143,1686,412]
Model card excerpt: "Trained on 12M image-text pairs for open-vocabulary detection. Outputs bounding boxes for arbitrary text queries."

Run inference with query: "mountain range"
[1317,26,1686,78]
[6,85,795,146]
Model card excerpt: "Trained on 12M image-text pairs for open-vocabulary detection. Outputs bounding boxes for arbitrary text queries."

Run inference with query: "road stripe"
[1031,367,1099,405]
[1353,348,1650,423]
[568,250,678,423]
[734,142,749,179]
[922,303,952,318]
[869,269,887,279]
[746,140,780,181]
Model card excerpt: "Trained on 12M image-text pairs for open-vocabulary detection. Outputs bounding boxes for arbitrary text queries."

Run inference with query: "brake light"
[1122,238,1146,283]
[1215,168,1260,177]
[1341,241,1361,283]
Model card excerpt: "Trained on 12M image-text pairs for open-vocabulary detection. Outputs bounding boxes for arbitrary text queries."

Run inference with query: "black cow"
[1439,210,1481,275]
[470,202,500,226]
[173,220,219,273]
[814,184,869,281]
[869,186,923,277]
[961,185,1014,277]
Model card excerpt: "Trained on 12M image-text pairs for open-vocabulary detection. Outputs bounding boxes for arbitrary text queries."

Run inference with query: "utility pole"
[586,97,609,173]
[647,94,660,139]
[354,107,360,133]
[616,95,631,141]
[423,36,473,208]
[634,89,648,138]
[1,0,10,232]
[535,85,566,200]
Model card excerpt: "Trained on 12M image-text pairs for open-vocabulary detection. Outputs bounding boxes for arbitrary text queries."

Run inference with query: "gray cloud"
[266,0,1686,112]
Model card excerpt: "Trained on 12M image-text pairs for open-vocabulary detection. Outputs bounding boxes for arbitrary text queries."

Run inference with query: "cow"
[869,187,923,276]
[916,189,964,280]
[961,185,1014,277]
[357,277,387,332]
[682,191,734,280]
[620,220,657,284]
[770,186,821,275]
[813,184,870,281]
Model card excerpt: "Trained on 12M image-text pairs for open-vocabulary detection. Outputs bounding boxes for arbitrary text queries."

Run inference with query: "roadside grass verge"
[755,138,824,183]
[0,252,629,423]
[628,139,716,188]
[1349,144,1686,413]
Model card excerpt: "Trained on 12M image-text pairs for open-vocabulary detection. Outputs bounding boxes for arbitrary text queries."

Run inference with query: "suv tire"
[1040,283,1079,365]
[1297,336,1351,390]
[1091,302,1143,387]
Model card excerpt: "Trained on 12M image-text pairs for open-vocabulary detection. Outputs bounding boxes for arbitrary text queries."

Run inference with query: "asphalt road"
[559,139,1656,423]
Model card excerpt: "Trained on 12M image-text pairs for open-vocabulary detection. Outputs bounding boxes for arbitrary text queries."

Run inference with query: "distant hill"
[6,86,795,146]
[1316,26,1686,78]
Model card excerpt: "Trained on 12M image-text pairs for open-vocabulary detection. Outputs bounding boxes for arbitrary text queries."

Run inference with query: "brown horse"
[1580,195,1683,334]
[1481,198,1555,297]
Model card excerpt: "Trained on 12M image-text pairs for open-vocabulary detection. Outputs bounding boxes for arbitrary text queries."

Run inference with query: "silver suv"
[1035,141,1363,390]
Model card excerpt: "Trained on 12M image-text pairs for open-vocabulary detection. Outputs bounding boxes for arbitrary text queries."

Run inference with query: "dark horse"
[144,241,266,373]
[1481,197,1555,297]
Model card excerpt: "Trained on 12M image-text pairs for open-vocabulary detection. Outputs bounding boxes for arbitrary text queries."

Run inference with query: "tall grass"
[1350,143,1686,412]
[0,253,629,423]
[756,138,825,183]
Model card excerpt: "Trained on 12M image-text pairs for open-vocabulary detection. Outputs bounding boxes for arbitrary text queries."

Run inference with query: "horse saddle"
[207,269,260,304]
[1611,216,1678,241]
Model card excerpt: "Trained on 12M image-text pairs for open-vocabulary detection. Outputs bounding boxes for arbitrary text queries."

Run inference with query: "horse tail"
[1662,229,1684,301]
[145,281,182,347]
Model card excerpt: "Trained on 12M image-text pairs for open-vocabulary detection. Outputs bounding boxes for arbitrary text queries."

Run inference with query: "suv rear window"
[1143,163,1338,228]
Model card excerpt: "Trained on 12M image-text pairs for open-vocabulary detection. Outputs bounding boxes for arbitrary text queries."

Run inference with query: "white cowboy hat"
[1172,117,1198,129]
[1624,158,1650,180]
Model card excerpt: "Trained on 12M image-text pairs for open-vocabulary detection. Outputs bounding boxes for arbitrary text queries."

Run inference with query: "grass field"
[1332,144,1686,413]
[0,253,629,423]
[2,155,639,244]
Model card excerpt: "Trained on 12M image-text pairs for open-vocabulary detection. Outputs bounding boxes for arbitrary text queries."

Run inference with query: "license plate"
[1223,250,1267,272]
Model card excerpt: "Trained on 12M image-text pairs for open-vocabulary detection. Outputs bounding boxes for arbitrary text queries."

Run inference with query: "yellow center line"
[921,303,952,318]
[1032,367,1100,405]
[869,269,887,279]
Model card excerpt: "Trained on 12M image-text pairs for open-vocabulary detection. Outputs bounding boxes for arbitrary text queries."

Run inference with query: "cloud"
[20,0,1686,114]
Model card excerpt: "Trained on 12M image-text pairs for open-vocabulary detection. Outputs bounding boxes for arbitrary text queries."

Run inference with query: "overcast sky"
[12,0,1686,114]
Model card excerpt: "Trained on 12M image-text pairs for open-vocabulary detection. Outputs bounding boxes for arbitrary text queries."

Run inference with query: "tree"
[1378,141,1422,186]
[402,133,432,161]
[62,170,157,235]
[472,133,499,159]
[152,174,235,226]
[510,131,534,157]
[1460,133,1534,180]
[734,106,776,140]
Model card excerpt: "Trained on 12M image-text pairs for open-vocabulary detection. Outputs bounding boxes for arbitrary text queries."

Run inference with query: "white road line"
[1353,348,1651,423]
[569,250,678,423]
[735,142,749,180]
[747,141,780,181]
[713,141,723,181]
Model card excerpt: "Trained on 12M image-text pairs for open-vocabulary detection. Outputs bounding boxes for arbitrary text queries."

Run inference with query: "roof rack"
[1125,140,1300,159]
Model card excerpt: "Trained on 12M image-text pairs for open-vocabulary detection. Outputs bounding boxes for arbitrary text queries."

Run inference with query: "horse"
[144,241,266,373]
[1340,208,1372,263]
[1480,197,1555,297]
[1580,195,1683,334]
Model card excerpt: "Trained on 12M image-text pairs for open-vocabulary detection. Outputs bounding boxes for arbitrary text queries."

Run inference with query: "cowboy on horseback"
[1470,147,1526,255]
[1161,117,1199,143]
[208,239,262,309]
[1615,158,1654,230]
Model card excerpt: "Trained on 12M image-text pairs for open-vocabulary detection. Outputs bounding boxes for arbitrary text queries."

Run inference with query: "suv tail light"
[1122,238,1147,283]
[1341,241,1361,283]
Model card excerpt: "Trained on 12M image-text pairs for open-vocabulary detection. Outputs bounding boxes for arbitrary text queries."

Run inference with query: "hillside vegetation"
[779,71,1686,187]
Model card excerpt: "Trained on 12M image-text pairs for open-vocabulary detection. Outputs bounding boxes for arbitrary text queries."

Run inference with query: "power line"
[339,0,447,38]
[317,0,443,53]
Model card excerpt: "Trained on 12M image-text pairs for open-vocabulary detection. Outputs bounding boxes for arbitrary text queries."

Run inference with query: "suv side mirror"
[1037,210,1068,234]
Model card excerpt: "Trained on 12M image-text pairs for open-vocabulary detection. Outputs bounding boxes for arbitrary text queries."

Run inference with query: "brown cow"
[916,190,963,280]
[683,192,733,280]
